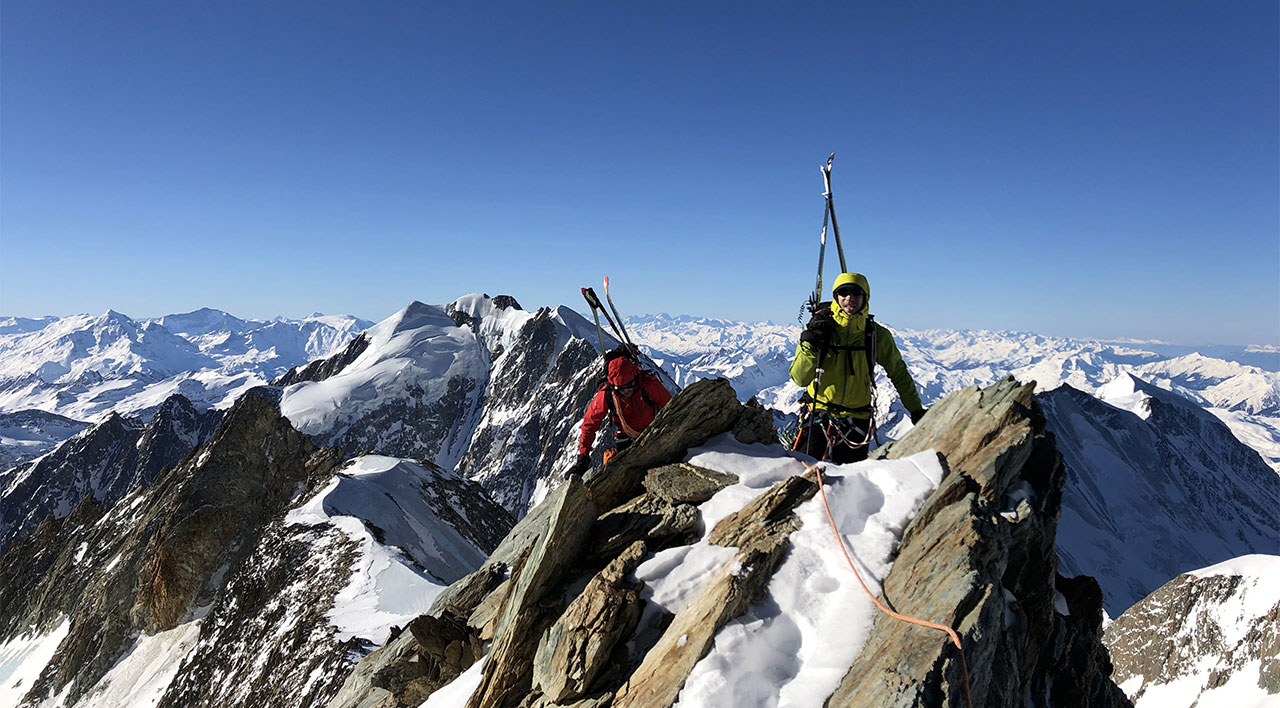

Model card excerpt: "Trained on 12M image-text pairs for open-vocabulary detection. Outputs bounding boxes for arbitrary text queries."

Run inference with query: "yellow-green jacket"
[789,272,924,418]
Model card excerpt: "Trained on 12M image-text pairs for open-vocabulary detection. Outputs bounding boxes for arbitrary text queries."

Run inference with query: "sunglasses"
[834,287,864,299]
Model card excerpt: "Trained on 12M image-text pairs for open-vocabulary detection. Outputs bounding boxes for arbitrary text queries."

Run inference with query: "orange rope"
[805,459,974,708]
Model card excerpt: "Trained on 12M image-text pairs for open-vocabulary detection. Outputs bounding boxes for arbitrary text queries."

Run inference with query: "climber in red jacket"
[568,352,672,477]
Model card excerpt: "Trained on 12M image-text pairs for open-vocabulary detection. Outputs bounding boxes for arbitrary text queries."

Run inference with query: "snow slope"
[1040,373,1280,614]
[280,301,489,473]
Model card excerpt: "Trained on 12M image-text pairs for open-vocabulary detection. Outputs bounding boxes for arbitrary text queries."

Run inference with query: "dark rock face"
[0,392,343,706]
[460,315,607,516]
[827,377,1129,708]
[273,333,371,386]
[1104,566,1280,704]
[154,522,363,708]
[0,393,222,554]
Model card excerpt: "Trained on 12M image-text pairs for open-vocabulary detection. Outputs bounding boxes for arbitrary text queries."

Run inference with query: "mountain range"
[0,298,1276,707]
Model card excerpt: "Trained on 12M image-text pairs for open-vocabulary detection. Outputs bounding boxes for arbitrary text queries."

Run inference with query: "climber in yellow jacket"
[789,272,927,463]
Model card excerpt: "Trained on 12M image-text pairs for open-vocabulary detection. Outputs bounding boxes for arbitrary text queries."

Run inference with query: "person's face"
[615,381,638,398]
[835,288,864,315]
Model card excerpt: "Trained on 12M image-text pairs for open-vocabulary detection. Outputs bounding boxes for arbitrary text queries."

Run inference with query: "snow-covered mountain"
[278,295,670,516]
[1,299,1275,707]
[0,410,89,472]
[1039,373,1280,615]
[0,394,223,553]
[0,390,512,708]
[1104,554,1280,708]
[0,309,371,461]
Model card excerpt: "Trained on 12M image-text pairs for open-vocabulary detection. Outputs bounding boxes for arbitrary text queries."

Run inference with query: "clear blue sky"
[2,1,1276,344]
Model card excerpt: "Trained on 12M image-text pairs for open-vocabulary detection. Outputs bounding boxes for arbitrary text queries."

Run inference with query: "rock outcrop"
[1104,556,1280,706]
[828,377,1130,707]
[331,376,1129,708]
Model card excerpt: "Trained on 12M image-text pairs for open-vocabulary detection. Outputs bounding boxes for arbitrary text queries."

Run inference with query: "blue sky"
[2,2,1276,344]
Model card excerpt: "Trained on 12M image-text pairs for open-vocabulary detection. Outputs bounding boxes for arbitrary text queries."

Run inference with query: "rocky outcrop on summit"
[1104,555,1280,707]
[331,377,1126,708]
[831,377,1128,707]
[0,393,222,553]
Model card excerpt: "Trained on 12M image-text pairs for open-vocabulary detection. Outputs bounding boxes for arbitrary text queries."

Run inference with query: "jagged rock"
[533,540,648,703]
[132,393,323,632]
[642,463,738,504]
[467,477,597,708]
[431,563,509,624]
[586,378,772,513]
[402,614,487,701]
[827,377,1129,708]
[592,494,698,559]
[471,576,515,641]
[613,533,792,708]
[0,390,346,707]
[0,393,222,554]
[707,470,817,550]
[1104,561,1280,704]
[323,631,418,708]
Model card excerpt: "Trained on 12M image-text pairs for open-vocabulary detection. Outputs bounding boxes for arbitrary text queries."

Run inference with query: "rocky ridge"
[329,376,1130,708]
[0,393,223,554]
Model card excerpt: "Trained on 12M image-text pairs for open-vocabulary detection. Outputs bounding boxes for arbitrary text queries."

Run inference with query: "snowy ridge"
[280,301,488,472]
[285,455,508,645]
[665,439,944,707]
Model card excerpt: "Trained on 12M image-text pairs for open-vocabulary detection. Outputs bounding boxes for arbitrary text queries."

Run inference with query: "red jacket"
[578,359,672,455]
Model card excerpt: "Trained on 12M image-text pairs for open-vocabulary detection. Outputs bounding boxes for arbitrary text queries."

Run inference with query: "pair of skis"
[581,276,634,358]
[807,153,848,316]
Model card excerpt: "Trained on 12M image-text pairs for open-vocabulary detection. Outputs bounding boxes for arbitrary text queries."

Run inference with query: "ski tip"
[604,275,610,288]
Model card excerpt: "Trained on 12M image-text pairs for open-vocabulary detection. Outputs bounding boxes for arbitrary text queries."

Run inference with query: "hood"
[606,357,641,386]
[830,272,870,318]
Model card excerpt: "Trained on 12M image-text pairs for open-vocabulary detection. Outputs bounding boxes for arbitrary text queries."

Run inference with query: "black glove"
[910,408,927,424]
[567,453,591,478]
[800,312,835,346]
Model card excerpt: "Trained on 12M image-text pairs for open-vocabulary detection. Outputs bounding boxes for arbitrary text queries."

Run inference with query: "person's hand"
[567,453,591,478]
[800,311,835,346]
[910,408,928,424]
